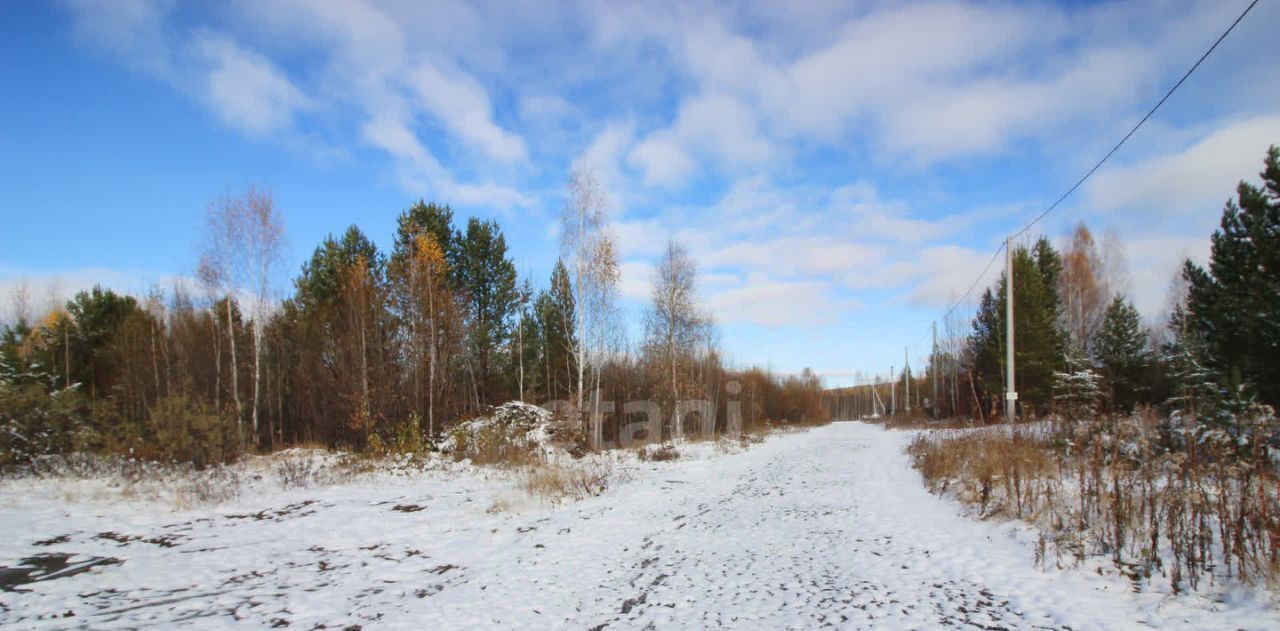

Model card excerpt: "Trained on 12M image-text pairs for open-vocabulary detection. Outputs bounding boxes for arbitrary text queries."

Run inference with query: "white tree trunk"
[226,296,241,435]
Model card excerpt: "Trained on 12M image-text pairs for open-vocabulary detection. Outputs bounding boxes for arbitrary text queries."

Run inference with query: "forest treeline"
[831,145,1280,435]
[0,172,827,468]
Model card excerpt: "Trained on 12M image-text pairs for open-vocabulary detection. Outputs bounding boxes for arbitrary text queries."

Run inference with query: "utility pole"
[1005,236,1017,424]
[931,321,939,418]
[904,347,910,414]
[889,365,896,417]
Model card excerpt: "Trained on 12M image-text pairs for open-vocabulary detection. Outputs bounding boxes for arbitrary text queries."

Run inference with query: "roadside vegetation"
[833,146,1280,592]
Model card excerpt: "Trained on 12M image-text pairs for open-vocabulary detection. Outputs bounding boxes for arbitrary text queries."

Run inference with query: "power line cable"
[873,1,1256,395]
[927,0,1257,330]
[1010,0,1259,241]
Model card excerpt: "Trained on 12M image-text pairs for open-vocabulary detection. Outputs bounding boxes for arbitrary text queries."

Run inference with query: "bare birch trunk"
[226,297,241,435]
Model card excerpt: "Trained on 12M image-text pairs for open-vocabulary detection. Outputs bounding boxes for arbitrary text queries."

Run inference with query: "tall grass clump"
[908,406,1280,592]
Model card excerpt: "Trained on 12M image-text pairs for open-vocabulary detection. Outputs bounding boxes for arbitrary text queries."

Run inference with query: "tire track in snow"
[589,436,1051,630]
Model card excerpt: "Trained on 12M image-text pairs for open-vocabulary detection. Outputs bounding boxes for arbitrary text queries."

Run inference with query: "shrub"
[441,402,575,465]
[907,410,1280,591]
[638,444,679,462]
[522,460,626,504]
[148,394,241,468]
[0,380,92,469]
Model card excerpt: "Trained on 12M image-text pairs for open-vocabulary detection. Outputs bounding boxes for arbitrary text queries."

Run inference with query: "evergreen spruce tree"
[966,287,1003,407]
[1017,241,1066,409]
[965,240,1066,416]
[1183,146,1280,407]
[516,290,542,402]
[1053,340,1101,423]
[1094,296,1149,412]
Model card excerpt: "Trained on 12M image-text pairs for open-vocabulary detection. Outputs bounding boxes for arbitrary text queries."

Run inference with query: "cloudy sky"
[2,0,1277,385]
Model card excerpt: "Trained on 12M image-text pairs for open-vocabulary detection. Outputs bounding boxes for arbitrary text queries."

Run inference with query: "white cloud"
[628,92,774,187]
[65,0,312,138]
[613,220,669,259]
[628,135,697,188]
[362,114,530,211]
[1116,234,1210,320]
[518,93,572,124]
[830,182,975,245]
[593,0,1262,168]
[442,180,531,210]
[64,0,175,78]
[62,0,533,206]
[409,62,528,164]
[1086,114,1280,219]
[708,276,854,327]
[702,237,884,279]
[193,33,311,136]
[618,260,655,301]
[572,120,637,214]
[901,245,1003,308]
[775,1,1038,138]
[361,115,433,166]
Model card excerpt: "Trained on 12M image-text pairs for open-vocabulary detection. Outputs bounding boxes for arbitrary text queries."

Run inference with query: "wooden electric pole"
[890,365,896,417]
[1005,236,1017,424]
[904,348,910,414]
[931,321,939,418]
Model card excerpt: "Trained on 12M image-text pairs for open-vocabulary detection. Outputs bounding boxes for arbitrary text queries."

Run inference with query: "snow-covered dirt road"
[1,422,1272,629]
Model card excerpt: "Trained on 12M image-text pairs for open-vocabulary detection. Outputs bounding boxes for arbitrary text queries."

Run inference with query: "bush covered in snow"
[439,402,585,464]
[0,362,94,469]
[637,444,679,462]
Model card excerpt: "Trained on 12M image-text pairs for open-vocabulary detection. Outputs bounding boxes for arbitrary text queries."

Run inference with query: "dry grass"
[876,414,988,431]
[521,460,627,504]
[907,410,1280,592]
[173,467,241,510]
[638,444,680,462]
[909,430,1056,519]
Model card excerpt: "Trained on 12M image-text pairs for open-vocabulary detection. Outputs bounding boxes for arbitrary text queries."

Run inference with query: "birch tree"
[199,198,242,434]
[241,187,284,444]
[560,168,620,447]
[644,238,703,440]
[409,233,451,436]
[200,187,283,444]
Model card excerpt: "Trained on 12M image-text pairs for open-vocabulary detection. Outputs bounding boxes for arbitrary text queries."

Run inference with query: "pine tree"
[291,226,389,444]
[455,218,518,408]
[389,201,461,438]
[66,286,142,400]
[392,200,460,284]
[1184,145,1280,407]
[535,260,577,401]
[1094,296,1149,412]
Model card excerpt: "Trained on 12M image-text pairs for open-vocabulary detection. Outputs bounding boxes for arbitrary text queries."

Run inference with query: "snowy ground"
[1,422,1275,629]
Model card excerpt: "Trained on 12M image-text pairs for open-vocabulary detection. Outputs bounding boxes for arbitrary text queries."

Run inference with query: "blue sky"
[2,0,1278,386]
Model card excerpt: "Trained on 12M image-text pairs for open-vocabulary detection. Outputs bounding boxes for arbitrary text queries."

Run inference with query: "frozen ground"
[1,422,1275,629]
